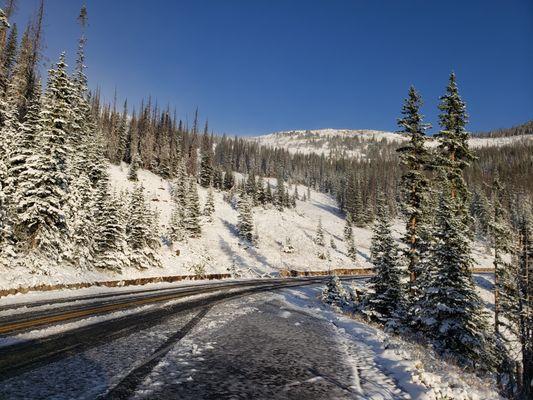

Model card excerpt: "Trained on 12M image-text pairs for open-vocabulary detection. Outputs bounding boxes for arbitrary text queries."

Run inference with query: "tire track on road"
[101,306,212,400]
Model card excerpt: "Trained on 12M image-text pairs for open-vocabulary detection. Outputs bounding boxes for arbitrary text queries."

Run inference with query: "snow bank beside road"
[278,285,502,400]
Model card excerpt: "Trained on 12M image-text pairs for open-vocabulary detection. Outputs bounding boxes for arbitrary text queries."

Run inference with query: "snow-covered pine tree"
[68,173,95,270]
[116,100,128,163]
[256,175,266,205]
[265,181,273,204]
[0,158,14,267]
[199,124,213,187]
[417,190,494,368]
[330,236,337,250]
[212,167,223,189]
[396,86,431,294]
[347,236,357,263]
[168,201,184,243]
[13,54,72,264]
[237,194,254,243]
[93,179,129,272]
[6,80,41,200]
[343,212,353,243]
[128,153,140,181]
[435,72,476,208]
[352,184,366,228]
[183,176,201,237]
[245,173,257,204]
[275,172,285,211]
[490,173,516,339]
[203,186,215,220]
[322,275,349,308]
[315,217,325,247]
[469,187,492,241]
[126,184,161,270]
[510,196,533,398]
[363,193,405,328]
[223,166,234,190]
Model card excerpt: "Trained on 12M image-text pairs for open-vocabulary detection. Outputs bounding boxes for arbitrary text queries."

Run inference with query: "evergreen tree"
[223,166,234,190]
[435,72,476,206]
[116,100,128,163]
[13,54,71,263]
[513,201,533,399]
[212,167,223,189]
[396,86,431,293]
[128,153,140,181]
[93,180,129,272]
[275,173,285,211]
[315,217,325,247]
[203,186,215,220]
[183,176,201,237]
[256,175,266,205]
[168,198,185,243]
[126,185,161,269]
[343,212,353,243]
[1,23,17,92]
[199,123,213,187]
[7,81,41,199]
[69,173,97,269]
[237,194,254,243]
[364,193,405,328]
[245,173,257,204]
[417,190,494,367]
[265,181,273,204]
[352,184,366,227]
[347,235,358,263]
[322,275,349,308]
[469,187,492,240]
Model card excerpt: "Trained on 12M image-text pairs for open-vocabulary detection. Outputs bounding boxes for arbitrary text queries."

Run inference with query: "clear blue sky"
[11,0,533,135]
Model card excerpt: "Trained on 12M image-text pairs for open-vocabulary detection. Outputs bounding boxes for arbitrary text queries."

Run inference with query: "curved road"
[0,276,409,400]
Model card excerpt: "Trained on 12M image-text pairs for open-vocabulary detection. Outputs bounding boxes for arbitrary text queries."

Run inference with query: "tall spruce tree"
[315,217,325,247]
[417,190,494,368]
[203,186,215,221]
[396,86,431,293]
[68,173,95,269]
[237,194,254,243]
[93,182,129,272]
[364,193,405,328]
[183,176,201,237]
[128,153,140,181]
[490,173,515,338]
[126,185,161,269]
[435,72,476,206]
[275,172,285,211]
[199,123,213,187]
[13,54,72,263]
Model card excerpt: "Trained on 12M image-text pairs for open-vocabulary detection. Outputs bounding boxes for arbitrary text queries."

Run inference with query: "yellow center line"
[0,291,197,335]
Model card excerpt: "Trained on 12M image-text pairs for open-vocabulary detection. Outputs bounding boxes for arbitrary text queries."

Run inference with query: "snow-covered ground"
[0,161,495,292]
[280,283,502,400]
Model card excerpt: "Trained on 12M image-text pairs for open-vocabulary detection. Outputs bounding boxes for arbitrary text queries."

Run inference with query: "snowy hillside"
[249,128,533,158]
[250,129,405,158]
[1,162,495,291]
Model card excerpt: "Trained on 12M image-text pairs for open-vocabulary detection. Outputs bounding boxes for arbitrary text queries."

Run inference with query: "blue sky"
[11,0,533,136]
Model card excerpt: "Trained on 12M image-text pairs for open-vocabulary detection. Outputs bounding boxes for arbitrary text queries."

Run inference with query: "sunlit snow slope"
[249,128,533,158]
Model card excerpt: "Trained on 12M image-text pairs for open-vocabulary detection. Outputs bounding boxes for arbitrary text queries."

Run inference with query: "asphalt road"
[0,276,370,393]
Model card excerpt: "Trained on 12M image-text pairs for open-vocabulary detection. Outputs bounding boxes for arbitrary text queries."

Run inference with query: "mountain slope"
[249,128,533,158]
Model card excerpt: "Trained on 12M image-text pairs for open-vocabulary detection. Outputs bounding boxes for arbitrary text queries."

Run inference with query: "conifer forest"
[0,2,531,399]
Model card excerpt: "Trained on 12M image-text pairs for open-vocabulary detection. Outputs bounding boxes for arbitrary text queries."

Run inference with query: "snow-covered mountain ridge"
[249,128,533,158]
